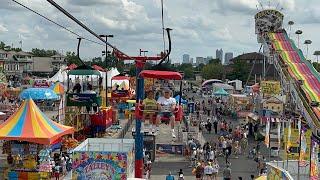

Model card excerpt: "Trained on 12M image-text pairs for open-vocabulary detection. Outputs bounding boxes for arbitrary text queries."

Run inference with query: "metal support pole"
[105,37,108,107]
[297,126,302,180]
[135,61,145,178]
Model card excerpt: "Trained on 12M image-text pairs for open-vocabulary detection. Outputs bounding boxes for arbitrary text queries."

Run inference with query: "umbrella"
[50,82,65,95]
[19,88,59,101]
[174,95,188,104]
[214,88,229,96]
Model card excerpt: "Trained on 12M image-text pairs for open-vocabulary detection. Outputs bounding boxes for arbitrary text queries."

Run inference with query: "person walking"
[213,117,218,134]
[223,164,232,180]
[212,159,220,180]
[204,162,213,180]
[166,171,175,180]
[207,120,212,134]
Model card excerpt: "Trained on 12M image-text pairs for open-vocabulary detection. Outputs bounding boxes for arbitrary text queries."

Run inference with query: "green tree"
[226,59,249,82]
[31,48,57,57]
[201,63,224,79]
[0,41,5,50]
[313,62,320,72]
[65,51,81,65]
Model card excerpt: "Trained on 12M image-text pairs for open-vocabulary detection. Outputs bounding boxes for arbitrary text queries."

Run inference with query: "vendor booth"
[72,138,135,180]
[0,98,74,179]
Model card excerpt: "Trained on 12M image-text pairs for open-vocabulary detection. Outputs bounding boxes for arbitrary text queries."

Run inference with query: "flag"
[287,119,291,150]
[58,95,65,124]
[299,127,307,167]
[265,118,270,148]
[277,122,281,149]
[310,136,319,180]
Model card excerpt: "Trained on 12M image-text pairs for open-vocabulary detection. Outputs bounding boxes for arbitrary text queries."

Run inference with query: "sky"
[0,0,319,63]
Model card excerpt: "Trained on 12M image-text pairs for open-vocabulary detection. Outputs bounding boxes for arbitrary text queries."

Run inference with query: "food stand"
[0,98,74,179]
[72,138,135,180]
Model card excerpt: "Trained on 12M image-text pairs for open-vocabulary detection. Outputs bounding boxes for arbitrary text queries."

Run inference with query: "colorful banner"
[299,127,307,167]
[287,120,292,150]
[310,136,319,180]
[265,118,270,147]
[277,122,281,149]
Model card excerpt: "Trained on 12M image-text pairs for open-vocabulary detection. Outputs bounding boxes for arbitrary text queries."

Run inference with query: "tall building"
[190,58,194,64]
[182,54,190,64]
[224,52,233,65]
[205,56,213,64]
[216,49,223,63]
[196,57,205,65]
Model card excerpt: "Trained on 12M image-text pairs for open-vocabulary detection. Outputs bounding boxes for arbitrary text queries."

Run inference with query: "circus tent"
[0,98,74,145]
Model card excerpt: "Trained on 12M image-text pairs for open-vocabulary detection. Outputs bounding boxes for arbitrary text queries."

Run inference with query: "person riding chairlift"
[155,87,177,138]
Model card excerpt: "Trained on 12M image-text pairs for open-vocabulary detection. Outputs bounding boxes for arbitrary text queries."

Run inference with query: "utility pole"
[99,34,114,107]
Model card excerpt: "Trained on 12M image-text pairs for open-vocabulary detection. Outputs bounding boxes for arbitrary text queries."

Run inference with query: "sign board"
[33,79,50,88]
[66,93,101,107]
[156,144,183,155]
[72,151,132,180]
[261,81,281,95]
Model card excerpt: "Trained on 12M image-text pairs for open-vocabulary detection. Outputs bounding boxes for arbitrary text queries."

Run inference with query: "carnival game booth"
[72,138,135,180]
[65,65,112,140]
[0,98,74,180]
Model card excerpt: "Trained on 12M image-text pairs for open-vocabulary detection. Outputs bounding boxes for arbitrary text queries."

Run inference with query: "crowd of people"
[179,96,266,180]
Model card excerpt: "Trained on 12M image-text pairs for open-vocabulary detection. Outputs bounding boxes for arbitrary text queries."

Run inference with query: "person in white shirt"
[204,162,214,179]
[156,88,177,138]
[212,159,220,180]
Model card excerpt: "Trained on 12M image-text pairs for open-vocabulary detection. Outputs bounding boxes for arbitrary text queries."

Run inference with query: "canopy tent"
[139,70,182,80]
[48,67,68,83]
[49,67,119,88]
[92,65,106,72]
[65,63,77,70]
[0,98,74,145]
[214,88,229,96]
[20,88,59,101]
[100,67,120,88]
[202,79,223,87]
[50,82,65,95]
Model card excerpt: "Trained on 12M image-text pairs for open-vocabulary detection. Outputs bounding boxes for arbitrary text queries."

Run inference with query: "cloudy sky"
[0,0,319,63]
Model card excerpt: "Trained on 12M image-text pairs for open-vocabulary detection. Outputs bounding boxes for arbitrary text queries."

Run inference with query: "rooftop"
[230,52,266,62]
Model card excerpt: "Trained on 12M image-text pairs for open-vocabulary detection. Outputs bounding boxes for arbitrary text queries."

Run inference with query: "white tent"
[100,67,120,88]
[48,66,68,83]
[49,67,120,88]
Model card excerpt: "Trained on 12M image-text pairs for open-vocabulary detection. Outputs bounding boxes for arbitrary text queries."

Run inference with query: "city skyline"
[1,0,318,63]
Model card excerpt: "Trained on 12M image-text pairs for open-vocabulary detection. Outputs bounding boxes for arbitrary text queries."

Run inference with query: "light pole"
[288,21,294,38]
[139,49,148,56]
[304,40,312,60]
[295,30,303,49]
[313,51,320,63]
[99,34,114,107]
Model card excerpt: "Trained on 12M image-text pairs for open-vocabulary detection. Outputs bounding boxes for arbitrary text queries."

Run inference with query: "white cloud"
[0,23,8,32]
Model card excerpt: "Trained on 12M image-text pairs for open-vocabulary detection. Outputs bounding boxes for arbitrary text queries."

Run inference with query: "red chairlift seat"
[137,70,184,122]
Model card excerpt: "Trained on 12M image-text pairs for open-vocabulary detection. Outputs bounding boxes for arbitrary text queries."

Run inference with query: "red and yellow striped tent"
[0,98,74,145]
